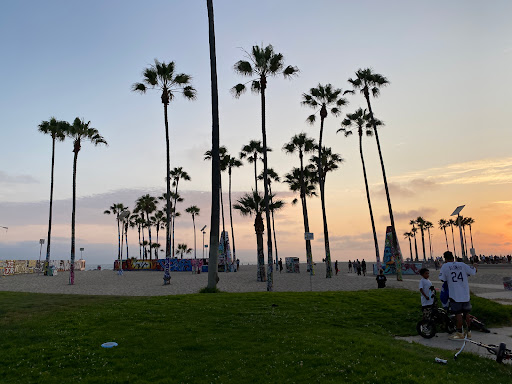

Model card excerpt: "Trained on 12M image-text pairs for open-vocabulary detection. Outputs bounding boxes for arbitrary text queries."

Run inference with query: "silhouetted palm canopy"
[302,84,348,125]
[310,147,344,182]
[283,166,317,204]
[283,133,316,157]
[339,108,373,137]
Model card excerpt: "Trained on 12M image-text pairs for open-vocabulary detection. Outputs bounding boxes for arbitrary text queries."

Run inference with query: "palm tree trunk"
[469,225,474,249]
[44,135,57,275]
[163,98,172,281]
[220,177,228,271]
[450,224,457,257]
[427,228,432,259]
[207,0,220,290]
[408,238,412,260]
[141,224,146,259]
[69,148,79,285]
[155,226,159,259]
[260,78,273,290]
[443,228,449,251]
[318,114,332,278]
[269,183,279,266]
[172,182,179,259]
[253,153,258,195]
[120,222,124,260]
[255,212,265,281]
[365,93,402,280]
[463,225,469,260]
[193,215,197,259]
[138,224,141,259]
[146,213,152,261]
[125,223,129,260]
[228,168,237,266]
[299,151,314,275]
[413,231,418,261]
[359,130,380,267]
[420,228,426,262]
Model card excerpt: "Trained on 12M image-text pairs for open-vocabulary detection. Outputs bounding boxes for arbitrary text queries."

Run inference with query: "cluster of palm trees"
[103,181,203,266]
[404,216,476,262]
[38,117,107,285]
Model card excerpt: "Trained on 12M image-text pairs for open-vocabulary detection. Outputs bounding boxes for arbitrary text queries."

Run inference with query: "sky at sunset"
[1,0,511,266]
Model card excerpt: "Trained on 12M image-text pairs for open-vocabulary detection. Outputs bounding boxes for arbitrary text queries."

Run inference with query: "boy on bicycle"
[419,268,434,318]
[439,251,478,339]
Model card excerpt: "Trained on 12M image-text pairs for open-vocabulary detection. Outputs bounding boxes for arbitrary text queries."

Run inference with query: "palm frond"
[306,114,316,125]
[174,73,191,85]
[282,65,299,78]
[132,82,147,93]
[251,80,261,94]
[234,60,253,76]
[182,85,197,100]
[231,83,247,98]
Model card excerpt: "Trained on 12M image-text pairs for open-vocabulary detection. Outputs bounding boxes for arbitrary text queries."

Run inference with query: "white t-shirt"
[419,278,434,306]
[439,262,476,302]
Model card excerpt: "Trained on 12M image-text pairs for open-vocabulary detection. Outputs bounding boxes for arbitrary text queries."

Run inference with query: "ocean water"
[86,263,114,271]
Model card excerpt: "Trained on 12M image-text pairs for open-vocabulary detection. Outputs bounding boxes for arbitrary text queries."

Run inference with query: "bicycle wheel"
[417,320,436,339]
[497,343,506,364]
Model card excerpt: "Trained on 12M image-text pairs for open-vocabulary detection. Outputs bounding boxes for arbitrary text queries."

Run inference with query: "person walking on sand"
[356,259,362,276]
[361,259,367,276]
[376,269,387,288]
[335,260,339,275]
[278,258,283,273]
[348,260,352,273]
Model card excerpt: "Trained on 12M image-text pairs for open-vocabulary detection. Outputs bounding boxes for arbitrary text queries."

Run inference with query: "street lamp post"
[201,225,207,259]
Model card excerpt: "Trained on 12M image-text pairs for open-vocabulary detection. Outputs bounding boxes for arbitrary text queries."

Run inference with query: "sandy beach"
[1,262,511,303]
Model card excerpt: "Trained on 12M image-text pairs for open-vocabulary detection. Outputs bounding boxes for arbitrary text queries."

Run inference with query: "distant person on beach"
[278,258,283,273]
[348,260,352,273]
[335,260,339,275]
[361,259,366,276]
[376,269,387,288]
[439,250,478,339]
[236,259,240,270]
[356,259,361,276]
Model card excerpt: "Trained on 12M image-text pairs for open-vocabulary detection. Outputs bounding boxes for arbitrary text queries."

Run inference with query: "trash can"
[503,277,512,291]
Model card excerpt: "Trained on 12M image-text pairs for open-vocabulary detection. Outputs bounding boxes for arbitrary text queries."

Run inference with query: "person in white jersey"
[439,251,478,339]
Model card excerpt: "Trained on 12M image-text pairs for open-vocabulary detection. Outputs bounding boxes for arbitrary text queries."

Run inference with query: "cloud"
[327,232,376,251]
[374,178,438,198]
[391,157,512,186]
[0,171,38,184]
[381,207,437,222]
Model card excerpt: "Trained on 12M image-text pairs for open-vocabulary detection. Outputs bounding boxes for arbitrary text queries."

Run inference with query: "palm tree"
[132,60,196,265]
[132,214,144,259]
[283,166,317,273]
[226,154,243,266]
[185,206,200,259]
[283,134,317,274]
[465,217,475,250]
[38,117,69,274]
[258,168,282,267]
[425,221,434,259]
[232,44,298,291]
[302,84,348,278]
[176,243,192,259]
[347,69,402,278]
[123,210,133,260]
[461,217,470,260]
[339,108,380,267]
[206,0,221,291]
[416,217,427,262]
[448,218,457,257]
[410,219,419,262]
[233,191,284,282]
[240,140,264,194]
[142,240,150,259]
[66,118,107,284]
[310,147,344,277]
[438,219,449,251]
[135,194,157,259]
[170,167,191,257]
[103,203,127,265]
[151,209,165,258]
[403,232,413,260]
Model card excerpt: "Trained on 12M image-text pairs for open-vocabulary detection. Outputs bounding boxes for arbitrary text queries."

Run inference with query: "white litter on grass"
[101,342,118,348]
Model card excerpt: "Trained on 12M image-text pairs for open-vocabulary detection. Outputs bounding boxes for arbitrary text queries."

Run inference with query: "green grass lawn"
[0,289,511,383]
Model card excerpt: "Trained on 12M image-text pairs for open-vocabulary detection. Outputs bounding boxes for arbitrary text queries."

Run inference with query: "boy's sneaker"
[450,332,465,340]
[465,330,472,339]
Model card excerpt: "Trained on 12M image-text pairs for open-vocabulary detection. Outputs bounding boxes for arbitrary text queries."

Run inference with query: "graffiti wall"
[379,226,406,275]
[115,258,205,272]
[0,259,85,276]
[373,262,423,275]
[285,257,300,273]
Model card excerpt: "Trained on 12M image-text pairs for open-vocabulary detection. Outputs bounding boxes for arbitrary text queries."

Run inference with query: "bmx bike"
[454,337,512,363]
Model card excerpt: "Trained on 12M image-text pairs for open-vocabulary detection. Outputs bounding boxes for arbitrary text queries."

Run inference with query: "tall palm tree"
[185,206,200,259]
[310,147,344,277]
[170,167,191,257]
[448,218,457,257]
[232,44,298,291]
[206,0,221,290]
[465,217,475,250]
[438,219,449,251]
[283,133,317,274]
[403,232,413,260]
[123,210,133,260]
[233,191,284,282]
[410,219,419,262]
[38,117,69,275]
[461,217,470,260]
[239,140,264,194]
[66,118,107,284]
[103,203,127,265]
[425,221,434,259]
[302,84,348,278]
[258,168,282,266]
[416,217,427,262]
[348,68,402,278]
[226,154,243,265]
[176,243,192,259]
[283,166,317,273]
[132,59,196,266]
[132,214,144,259]
[135,194,157,260]
[339,108,380,267]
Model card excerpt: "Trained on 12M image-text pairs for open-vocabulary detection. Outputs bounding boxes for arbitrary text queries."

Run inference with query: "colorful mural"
[115,258,205,272]
[285,257,300,273]
[372,262,423,275]
[0,259,85,276]
[381,226,404,278]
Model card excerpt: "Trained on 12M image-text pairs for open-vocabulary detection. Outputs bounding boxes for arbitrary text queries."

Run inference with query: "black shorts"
[449,301,472,314]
